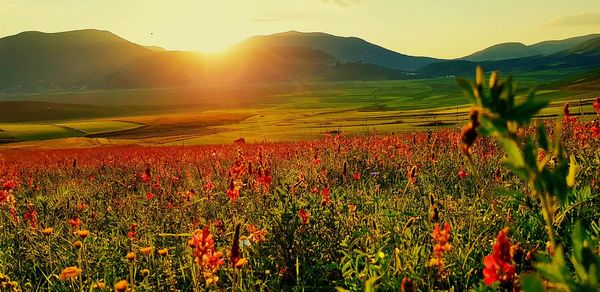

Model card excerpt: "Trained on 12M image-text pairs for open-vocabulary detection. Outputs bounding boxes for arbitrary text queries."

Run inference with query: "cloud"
[320,0,363,7]
[548,12,600,26]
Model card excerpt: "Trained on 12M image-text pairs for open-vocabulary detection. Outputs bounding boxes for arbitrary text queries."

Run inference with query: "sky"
[1,0,600,59]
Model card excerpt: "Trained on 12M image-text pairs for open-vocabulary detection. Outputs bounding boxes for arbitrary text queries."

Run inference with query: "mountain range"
[0,29,599,91]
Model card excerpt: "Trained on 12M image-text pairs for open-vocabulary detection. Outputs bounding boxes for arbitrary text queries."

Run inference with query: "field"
[0,69,599,147]
[0,70,599,291]
[0,114,599,290]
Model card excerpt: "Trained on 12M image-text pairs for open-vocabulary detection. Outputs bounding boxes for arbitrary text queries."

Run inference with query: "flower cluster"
[191,226,225,285]
[483,227,516,287]
[429,223,452,273]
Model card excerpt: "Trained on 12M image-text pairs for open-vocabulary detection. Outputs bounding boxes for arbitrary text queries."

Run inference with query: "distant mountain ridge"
[0,29,599,92]
[238,30,441,71]
[461,34,600,62]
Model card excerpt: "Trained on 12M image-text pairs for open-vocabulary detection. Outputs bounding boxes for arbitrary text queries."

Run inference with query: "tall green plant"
[459,67,600,290]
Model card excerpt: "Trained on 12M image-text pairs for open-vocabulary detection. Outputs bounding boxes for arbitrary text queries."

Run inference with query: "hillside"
[460,34,600,62]
[0,30,416,91]
[419,39,600,77]
[238,31,440,71]
[0,29,154,90]
[462,42,541,62]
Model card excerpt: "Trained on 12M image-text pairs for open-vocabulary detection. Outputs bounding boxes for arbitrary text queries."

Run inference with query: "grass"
[0,123,83,141]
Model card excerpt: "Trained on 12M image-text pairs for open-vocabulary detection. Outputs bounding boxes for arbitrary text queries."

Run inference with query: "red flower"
[227,178,240,203]
[483,227,516,286]
[146,192,155,200]
[592,122,600,139]
[458,169,467,180]
[23,203,38,229]
[191,225,224,284]
[321,187,331,206]
[2,180,16,190]
[352,172,361,181]
[298,209,309,225]
[69,215,82,229]
[127,223,137,240]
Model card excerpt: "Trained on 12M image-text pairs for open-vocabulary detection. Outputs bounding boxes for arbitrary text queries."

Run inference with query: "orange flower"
[191,226,225,284]
[429,223,452,273]
[77,229,89,239]
[59,266,82,280]
[74,240,82,249]
[126,251,136,261]
[114,280,128,292]
[42,227,54,236]
[235,258,249,268]
[158,248,168,256]
[140,247,153,256]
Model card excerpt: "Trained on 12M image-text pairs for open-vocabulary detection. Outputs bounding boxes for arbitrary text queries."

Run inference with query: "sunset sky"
[1,0,600,59]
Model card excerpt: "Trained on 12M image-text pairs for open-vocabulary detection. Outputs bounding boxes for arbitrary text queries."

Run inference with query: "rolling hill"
[461,34,600,62]
[0,29,417,91]
[461,42,541,62]
[1,29,599,92]
[0,29,154,90]
[238,31,441,71]
[420,36,600,77]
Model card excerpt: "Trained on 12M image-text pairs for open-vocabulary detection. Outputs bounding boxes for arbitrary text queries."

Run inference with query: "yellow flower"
[42,227,54,236]
[158,248,168,256]
[114,280,128,292]
[125,251,136,261]
[91,281,106,289]
[59,266,82,280]
[77,230,89,239]
[140,246,153,256]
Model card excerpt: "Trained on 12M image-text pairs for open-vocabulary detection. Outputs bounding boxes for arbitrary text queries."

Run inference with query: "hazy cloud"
[548,12,600,26]
[320,0,363,7]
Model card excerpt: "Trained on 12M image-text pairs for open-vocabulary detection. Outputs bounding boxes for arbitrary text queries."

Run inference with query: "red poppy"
[483,227,516,286]
[298,209,309,225]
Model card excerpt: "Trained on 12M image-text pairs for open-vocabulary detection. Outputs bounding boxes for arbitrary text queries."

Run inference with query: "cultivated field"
[0,70,598,147]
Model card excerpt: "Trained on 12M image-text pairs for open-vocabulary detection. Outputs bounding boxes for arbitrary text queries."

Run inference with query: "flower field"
[0,73,599,291]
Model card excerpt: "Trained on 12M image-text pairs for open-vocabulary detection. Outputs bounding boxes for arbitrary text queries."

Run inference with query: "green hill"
[238,31,440,71]
[0,29,153,90]
[460,34,600,62]
[462,42,541,62]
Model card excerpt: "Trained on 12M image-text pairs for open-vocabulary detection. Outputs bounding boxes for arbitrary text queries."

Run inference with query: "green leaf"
[536,125,549,151]
[520,273,544,292]
[457,78,476,102]
[499,138,525,169]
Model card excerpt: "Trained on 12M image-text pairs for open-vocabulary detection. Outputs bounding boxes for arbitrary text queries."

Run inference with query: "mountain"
[238,31,440,71]
[0,29,415,91]
[419,38,600,77]
[461,34,600,62]
[566,37,600,56]
[0,29,154,90]
[462,42,541,62]
[530,34,600,55]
